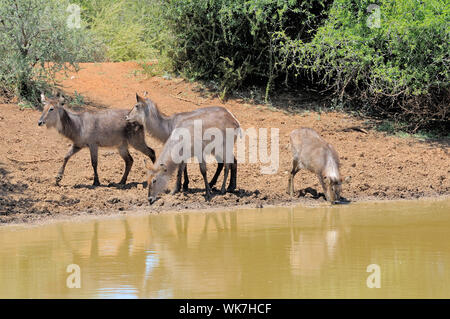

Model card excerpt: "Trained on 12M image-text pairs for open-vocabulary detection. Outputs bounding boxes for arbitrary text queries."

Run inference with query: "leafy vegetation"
[276,0,449,131]
[71,0,171,62]
[0,0,104,105]
[165,0,330,100]
[166,0,449,131]
[0,0,448,132]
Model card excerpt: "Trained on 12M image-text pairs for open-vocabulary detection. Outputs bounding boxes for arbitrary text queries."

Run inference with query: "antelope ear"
[136,93,146,104]
[343,176,351,184]
[144,159,153,170]
[40,93,46,103]
[143,91,149,97]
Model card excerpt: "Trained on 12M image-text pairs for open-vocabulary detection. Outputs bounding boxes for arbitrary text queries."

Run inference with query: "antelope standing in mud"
[287,128,349,204]
[126,94,241,203]
[126,94,240,198]
[38,94,156,186]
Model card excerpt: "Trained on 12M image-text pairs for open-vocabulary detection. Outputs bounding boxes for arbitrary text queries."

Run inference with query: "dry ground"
[0,62,449,224]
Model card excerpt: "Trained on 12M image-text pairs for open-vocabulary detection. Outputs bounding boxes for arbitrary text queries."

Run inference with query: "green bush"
[166,0,330,100]
[3,0,446,131]
[0,0,104,105]
[274,0,449,130]
[166,0,448,131]
[72,0,172,62]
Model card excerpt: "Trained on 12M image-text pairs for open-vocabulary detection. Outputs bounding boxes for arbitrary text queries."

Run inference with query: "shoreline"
[2,194,449,227]
[1,62,449,226]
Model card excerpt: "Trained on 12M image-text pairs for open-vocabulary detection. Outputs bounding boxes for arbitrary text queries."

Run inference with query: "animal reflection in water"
[288,207,350,277]
[47,209,352,297]
[55,213,239,297]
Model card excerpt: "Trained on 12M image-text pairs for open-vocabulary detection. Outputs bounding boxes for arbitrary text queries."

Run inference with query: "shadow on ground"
[0,163,35,218]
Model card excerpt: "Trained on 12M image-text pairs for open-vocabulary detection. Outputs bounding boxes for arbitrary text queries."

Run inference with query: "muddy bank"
[0,62,449,224]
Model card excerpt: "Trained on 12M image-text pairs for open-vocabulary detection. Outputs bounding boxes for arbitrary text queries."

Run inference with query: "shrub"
[166,0,330,100]
[72,0,172,62]
[0,0,104,105]
[166,0,448,131]
[275,0,449,131]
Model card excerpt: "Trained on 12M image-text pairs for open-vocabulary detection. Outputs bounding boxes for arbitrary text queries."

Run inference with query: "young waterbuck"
[126,94,237,195]
[287,127,349,204]
[144,112,241,203]
[38,94,156,186]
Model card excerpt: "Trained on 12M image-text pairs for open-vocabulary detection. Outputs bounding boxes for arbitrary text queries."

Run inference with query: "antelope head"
[145,159,169,204]
[125,93,147,124]
[38,93,65,128]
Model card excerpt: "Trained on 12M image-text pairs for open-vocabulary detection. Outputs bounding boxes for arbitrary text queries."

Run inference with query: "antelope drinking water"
[126,94,239,195]
[127,95,241,204]
[287,127,349,204]
[38,94,156,186]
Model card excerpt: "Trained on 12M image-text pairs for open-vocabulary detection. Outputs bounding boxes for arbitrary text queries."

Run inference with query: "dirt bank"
[1,62,449,224]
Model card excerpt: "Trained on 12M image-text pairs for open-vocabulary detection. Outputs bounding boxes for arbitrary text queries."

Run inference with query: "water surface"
[0,199,449,298]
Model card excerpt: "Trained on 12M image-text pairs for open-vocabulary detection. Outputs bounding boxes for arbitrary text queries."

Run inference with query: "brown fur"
[127,93,239,196]
[137,99,241,204]
[38,94,155,186]
[287,127,349,203]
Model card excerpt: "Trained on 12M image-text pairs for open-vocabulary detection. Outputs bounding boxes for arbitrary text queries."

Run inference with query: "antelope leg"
[288,159,299,197]
[182,164,189,191]
[220,164,230,195]
[56,145,81,185]
[171,162,186,195]
[118,144,133,185]
[199,162,212,201]
[89,145,100,186]
[209,162,224,188]
[129,133,156,163]
[227,156,237,192]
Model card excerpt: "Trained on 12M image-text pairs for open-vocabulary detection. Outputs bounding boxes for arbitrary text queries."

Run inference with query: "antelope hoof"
[93,180,100,186]
[220,187,227,195]
[226,186,236,193]
[55,175,62,186]
[205,193,212,202]
[183,182,189,191]
[148,196,157,205]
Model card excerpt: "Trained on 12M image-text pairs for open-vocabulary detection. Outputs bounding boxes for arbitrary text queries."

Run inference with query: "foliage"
[0,0,104,105]
[2,0,447,132]
[275,0,449,131]
[71,0,172,62]
[166,0,449,131]
[165,0,330,100]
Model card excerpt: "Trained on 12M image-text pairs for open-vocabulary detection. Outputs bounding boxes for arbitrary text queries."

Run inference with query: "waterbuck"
[126,94,237,195]
[133,101,241,204]
[38,94,156,186]
[287,127,349,204]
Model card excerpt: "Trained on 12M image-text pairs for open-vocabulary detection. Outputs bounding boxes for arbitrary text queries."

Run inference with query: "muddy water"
[0,199,449,299]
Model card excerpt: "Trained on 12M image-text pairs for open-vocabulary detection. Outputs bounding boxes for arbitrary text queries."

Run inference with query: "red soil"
[0,62,449,224]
